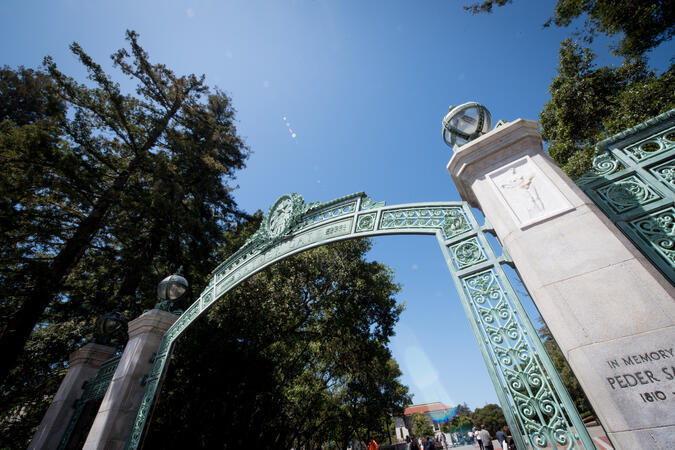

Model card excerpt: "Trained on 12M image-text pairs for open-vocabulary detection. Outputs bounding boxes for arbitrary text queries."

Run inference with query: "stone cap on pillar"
[69,342,117,367]
[447,118,542,208]
[128,308,179,339]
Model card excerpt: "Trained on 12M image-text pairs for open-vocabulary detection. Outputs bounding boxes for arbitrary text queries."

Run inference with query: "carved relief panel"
[487,156,573,228]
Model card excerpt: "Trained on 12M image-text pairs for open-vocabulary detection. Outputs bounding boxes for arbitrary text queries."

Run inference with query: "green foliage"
[540,40,674,177]
[411,413,434,438]
[464,0,674,58]
[0,31,249,447]
[471,403,506,437]
[538,323,594,416]
[145,238,410,449]
[465,1,674,176]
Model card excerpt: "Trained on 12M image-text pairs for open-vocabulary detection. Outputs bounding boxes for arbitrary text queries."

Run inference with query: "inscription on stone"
[604,347,675,404]
[581,331,675,431]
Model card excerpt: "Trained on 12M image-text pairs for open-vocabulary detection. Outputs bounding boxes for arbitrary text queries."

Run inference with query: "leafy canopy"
[146,238,411,449]
[464,1,674,176]
[0,31,249,447]
[464,0,674,58]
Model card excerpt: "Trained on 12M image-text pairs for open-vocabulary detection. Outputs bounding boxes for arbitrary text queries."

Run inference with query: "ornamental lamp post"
[94,312,127,346]
[155,273,189,312]
[441,102,491,150]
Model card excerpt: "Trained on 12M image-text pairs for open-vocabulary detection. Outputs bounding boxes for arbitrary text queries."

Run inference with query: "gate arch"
[126,192,595,449]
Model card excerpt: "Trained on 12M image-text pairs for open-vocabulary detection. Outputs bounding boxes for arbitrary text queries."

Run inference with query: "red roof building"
[393,402,457,442]
[404,402,453,416]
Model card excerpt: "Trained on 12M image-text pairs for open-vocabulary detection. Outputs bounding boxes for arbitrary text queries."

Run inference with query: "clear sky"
[2,0,671,411]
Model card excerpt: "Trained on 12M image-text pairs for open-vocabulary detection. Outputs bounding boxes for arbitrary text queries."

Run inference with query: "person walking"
[439,432,447,450]
[478,425,494,450]
[410,435,420,450]
[474,426,483,450]
[504,426,516,450]
[367,437,379,450]
[495,426,506,450]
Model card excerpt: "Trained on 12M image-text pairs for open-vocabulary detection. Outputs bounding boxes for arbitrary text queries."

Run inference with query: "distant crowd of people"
[364,423,516,450]
[467,425,515,450]
[404,432,447,450]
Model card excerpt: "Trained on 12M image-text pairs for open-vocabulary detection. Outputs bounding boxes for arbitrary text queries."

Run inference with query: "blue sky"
[2,0,671,411]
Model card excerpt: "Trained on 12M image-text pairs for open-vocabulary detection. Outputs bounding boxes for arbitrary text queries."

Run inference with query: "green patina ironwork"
[124,193,593,450]
[576,109,675,284]
[58,355,120,449]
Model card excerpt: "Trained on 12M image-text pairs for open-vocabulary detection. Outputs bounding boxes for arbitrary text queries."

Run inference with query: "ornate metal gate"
[58,355,120,449]
[125,192,595,449]
[576,109,675,284]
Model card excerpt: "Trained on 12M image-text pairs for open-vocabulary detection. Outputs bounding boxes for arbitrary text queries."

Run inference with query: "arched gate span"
[126,192,595,450]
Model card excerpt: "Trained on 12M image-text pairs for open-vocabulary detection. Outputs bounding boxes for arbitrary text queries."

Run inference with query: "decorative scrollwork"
[592,153,620,174]
[650,163,675,189]
[630,208,675,266]
[625,138,663,160]
[463,270,583,449]
[356,213,376,232]
[380,207,471,238]
[623,127,674,161]
[360,196,385,210]
[450,237,486,269]
[596,175,660,212]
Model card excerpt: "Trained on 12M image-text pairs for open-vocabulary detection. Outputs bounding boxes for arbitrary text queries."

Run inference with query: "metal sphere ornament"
[157,273,189,302]
[155,273,189,312]
[442,102,492,150]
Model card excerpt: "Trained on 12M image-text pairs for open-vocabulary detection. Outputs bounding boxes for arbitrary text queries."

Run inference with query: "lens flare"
[283,116,297,139]
[429,406,459,423]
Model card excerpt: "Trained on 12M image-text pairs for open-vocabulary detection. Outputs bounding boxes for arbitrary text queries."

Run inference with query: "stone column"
[448,119,675,449]
[29,343,116,450]
[83,309,177,450]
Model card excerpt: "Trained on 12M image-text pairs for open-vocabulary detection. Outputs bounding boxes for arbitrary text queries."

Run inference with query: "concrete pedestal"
[29,343,116,450]
[448,119,675,449]
[83,309,177,450]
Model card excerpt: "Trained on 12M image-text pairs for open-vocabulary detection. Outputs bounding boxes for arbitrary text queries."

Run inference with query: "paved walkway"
[449,435,613,449]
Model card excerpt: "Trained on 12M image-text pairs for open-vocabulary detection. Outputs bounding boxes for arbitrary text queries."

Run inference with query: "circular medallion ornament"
[266,194,297,238]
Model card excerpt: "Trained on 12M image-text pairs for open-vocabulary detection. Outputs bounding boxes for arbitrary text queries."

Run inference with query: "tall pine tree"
[0,31,249,446]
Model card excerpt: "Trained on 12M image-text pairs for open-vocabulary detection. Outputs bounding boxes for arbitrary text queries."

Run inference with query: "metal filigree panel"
[379,206,471,239]
[449,237,487,269]
[595,175,661,213]
[461,270,584,449]
[576,110,675,283]
[124,195,592,450]
[650,161,675,190]
[630,207,675,265]
[58,355,120,450]
[623,126,674,162]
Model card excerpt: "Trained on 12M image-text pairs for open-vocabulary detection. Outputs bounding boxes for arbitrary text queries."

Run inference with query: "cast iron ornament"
[442,102,492,149]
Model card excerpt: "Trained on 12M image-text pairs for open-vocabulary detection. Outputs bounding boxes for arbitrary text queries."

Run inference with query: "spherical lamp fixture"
[156,273,189,311]
[442,102,492,150]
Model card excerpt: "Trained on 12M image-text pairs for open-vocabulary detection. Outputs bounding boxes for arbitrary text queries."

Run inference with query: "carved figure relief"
[500,167,545,216]
[488,156,573,228]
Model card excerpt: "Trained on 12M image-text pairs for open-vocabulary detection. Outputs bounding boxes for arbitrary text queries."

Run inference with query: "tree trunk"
[0,97,184,383]
[116,219,163,300]
[0,157,140,381]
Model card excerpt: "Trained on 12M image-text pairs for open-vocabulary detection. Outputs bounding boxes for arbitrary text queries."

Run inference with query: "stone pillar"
[448,119,675,449]
[83,309,177,450]
[29,343,116,450]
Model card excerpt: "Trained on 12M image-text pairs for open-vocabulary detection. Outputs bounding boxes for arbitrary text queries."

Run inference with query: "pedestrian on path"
[496,426,506,450]
[479,424,494,450]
